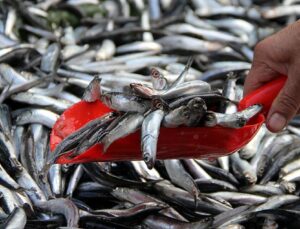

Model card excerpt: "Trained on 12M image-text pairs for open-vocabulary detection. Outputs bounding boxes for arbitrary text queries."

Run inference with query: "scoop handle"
[238,75,287,115]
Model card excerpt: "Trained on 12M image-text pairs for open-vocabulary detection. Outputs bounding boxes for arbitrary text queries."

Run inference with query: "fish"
[150,68,168,90]
[101,92,151,113]
[162,105,191,128]
[164,159,200,199]
[102,113,144,152]
[209,191,267,206]
[48,112,117,164]
[14,109,59,128]
[0,207,27,229]
[82,76,102,102]
[0,0,300,228]
[66,165,84,197]
[204,105,262,128]
[36,198,79,227]
[230,152,257,185]
[141,109,165,169]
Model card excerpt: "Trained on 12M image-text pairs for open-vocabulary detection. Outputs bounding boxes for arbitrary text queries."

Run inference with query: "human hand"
[244,20,300,132]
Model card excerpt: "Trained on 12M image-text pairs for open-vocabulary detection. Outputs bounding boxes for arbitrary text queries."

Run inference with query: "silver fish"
[41,43,60,73]
[14,109,59,128]
[164,159,200,198]
[102,113,144,152]
[205,105,262,128]
[141,109,165,169]
[101,92,151,113]
[1,207,26,229]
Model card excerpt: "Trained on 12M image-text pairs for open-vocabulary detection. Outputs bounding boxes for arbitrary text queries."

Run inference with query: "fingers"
[267,67,300,132]
[244,61,279,96]
[243,36,287,96]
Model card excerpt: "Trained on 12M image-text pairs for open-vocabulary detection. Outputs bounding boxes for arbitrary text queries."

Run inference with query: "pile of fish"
[1,0,300,228]
[49,61,262,169]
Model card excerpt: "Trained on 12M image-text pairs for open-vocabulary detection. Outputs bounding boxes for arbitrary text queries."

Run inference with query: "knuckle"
[277,92,299,113]
[254,40,268,54]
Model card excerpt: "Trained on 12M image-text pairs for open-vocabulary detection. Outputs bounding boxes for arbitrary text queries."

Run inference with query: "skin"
[244,20,300,132]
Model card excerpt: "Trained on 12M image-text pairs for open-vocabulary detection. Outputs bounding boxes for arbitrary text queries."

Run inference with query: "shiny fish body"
[141,109,165,169]
[1,0,300,228]
[101,92,151,113]
[102,113,144,152]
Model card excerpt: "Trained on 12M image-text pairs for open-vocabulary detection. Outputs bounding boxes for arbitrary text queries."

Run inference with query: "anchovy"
[131,161,161,181]
[16,168,47,205]
[239,125,267,160]
[280,157,300,177]
[195,6,261,20]
[0,63,28,85]
[165,23,244,43]
[209,192,267,206]
[230,152,257,185]
[255,195,299,212]
[117,41,161,54]
[102,113,144,152]
[141,109,165,169]
[240,184,285,196]
[102,92,151,113]
[36,198,79,227]
[66,165,84,197]
[0,105,12,138]
[204,105,262,128]
[143,214,213,229]
[80,202,165,220]
[11,92,72,113]
[162,105,190,128]
[96,39,116,61]
[0,184,21,213]
[164,159,200,199]
[196,160,239,186]
[150,68,168,90]
[0,130,22,176]
[260,147,300,184]
[14,109,59,128]
[195,178,237,192]
[154,180,232,214]
[48,112,116,164]
[0,1,299,227]
[49,164,62,197]
[186,97,207,126]
[160,80,211,100]
[0,207,26,229]
[156,35,224,53]
[0,44,36,63]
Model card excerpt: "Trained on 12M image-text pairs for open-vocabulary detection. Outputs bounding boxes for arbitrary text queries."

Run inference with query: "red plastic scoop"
[50,76,287,164]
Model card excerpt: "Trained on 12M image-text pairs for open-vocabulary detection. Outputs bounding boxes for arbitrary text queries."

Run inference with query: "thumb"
[267,72,300,132]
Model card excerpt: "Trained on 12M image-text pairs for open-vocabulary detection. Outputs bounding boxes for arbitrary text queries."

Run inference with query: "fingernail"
[267,113,286,132]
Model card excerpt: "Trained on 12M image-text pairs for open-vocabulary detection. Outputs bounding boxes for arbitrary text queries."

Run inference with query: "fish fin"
[102,138,111,153]
[82,76,102,102]
[170,56,194,88]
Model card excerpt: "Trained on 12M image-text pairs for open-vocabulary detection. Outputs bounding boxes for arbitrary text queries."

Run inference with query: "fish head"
[187,97,207,111]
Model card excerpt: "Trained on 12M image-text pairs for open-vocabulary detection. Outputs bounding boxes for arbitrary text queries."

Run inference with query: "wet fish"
[36,198,79,227]
[0,1,299,228]
[164,159,200,199]
[150,68,168,90]
[102,113,144,152]
[141,109,165,169]
[14,109,59,128]
[0,207,26,229]
[204,105,262,128]
[101,92,151,113]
